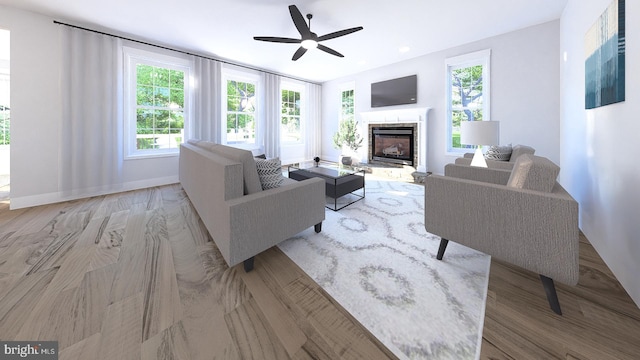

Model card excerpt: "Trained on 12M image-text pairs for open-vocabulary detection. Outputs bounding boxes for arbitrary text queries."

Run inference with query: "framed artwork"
[585,0,625,109]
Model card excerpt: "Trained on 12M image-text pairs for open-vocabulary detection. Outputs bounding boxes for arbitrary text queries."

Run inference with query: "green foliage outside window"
[450,65,483,149]
[135,64,185,150]
[0,106,9,146]
[281,89,301,142]
[226,80,256,143]
[341,89,354,122]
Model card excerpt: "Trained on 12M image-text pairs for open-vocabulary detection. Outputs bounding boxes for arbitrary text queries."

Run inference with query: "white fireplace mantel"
[360,107,431,173]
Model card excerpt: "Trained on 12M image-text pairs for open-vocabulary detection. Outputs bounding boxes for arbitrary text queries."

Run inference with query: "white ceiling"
[0,0,568,82]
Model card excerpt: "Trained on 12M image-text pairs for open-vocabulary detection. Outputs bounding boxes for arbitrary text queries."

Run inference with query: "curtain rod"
[53,20,320,85]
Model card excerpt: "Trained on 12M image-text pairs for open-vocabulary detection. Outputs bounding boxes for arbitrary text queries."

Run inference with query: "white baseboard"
[9,176,179,210]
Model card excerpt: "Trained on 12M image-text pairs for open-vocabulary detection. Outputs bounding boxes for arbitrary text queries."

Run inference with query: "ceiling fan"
[253,5,363,61]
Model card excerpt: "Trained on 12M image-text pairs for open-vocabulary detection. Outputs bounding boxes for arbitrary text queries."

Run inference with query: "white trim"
[9,176,179,210]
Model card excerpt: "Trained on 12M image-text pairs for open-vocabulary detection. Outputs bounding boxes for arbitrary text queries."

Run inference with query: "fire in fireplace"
[371,127,414,166]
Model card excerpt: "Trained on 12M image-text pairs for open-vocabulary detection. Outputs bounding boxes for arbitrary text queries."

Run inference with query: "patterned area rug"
[278,178,490,360]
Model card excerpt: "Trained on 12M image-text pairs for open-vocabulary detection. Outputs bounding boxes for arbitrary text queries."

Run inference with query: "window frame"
[339,82,356,124]
[221,69,260,148]
[123,46,192,159]
[280,80,305,145]
[445,49,491,155]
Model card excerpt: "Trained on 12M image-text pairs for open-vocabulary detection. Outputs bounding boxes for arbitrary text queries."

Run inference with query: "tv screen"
[371,75,417,107]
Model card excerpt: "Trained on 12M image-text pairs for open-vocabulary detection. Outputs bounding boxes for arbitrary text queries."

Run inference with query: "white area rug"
[278,178,490,359]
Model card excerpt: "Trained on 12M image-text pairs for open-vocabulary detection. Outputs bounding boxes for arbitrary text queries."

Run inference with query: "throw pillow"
[255,158,284,190]
[507,154,560,193]
[485,144,512,161]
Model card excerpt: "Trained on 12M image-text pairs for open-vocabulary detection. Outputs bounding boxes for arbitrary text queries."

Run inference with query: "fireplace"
[370,126,415,166]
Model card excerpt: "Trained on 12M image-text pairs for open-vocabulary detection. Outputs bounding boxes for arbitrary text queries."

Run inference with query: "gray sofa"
[425,154,579,314]
[179,140,325,271]
[455,144,535,170]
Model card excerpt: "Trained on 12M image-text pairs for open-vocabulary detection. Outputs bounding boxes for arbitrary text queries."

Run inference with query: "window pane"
[155,68,170,87]
[137,85,153,106]
[170,89,184,108]
[137,64,154,85]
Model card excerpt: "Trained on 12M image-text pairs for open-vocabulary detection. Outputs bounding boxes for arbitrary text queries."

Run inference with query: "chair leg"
[436,239,449,260]
[244,257,255,272]
[314,222,322,233]
[539,275,562,315]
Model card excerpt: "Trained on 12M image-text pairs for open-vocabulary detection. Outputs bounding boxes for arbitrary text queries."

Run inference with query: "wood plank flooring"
[1,184,640,359]
[481,233,640,359]
[0,184,394,360]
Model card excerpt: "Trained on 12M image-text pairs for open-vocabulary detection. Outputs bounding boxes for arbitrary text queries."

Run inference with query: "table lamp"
[460,120,500,167]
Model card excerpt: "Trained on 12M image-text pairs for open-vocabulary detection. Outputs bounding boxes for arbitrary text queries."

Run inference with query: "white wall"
[1,6,180,208]
[322,21,561,175]
[561,0,640,307]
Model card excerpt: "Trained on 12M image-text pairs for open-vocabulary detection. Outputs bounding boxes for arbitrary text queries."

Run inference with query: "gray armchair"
[425,154,579,314]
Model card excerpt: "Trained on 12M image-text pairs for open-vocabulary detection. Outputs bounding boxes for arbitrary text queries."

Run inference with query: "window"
[340,86,355,123]
[281,83,303,143]
[0,29,8,146]
[225,77,257,145]
[0,73,8,146]
[445,49,490,153]
[124,47,191,158]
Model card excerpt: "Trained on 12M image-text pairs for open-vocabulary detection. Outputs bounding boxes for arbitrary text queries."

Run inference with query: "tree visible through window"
[281,88,301,143]
[135,64,185,150]
[446,50,490,153]
[226,80,256,144]
[341,88,355,123]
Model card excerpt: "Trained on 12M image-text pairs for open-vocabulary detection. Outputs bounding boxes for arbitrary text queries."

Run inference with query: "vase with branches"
[332,119,363,165]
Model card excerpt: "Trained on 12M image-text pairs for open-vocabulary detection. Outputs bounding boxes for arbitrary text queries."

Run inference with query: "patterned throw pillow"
[255,158,284,190]
[485,144,512,161]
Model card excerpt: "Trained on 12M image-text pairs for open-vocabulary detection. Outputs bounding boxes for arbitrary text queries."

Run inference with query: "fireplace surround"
[360,107,431,173]
[370,126,416,166]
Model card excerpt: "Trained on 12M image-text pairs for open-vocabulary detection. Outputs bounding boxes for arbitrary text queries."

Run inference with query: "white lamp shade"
[460,121,500,146]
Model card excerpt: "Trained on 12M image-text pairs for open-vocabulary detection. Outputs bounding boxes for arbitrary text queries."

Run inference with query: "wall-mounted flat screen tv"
[371,75,417,107]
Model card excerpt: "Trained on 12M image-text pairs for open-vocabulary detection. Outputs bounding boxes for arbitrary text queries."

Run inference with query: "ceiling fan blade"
[254,36,301,44]
[292,46,308,61]
[288,5,311,38]
[317,26,363,42]
[317,44,344,58]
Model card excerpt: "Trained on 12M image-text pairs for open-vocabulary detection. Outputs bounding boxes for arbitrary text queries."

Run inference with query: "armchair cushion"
[510,144,536,162]
[507,154,560,193]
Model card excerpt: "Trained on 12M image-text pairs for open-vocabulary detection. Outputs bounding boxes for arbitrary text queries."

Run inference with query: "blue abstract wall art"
[585,0,625,109]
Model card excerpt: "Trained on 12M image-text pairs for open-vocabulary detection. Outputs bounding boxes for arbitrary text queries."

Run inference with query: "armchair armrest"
[424,174,579,285]
[224,177,325,266]
[444,163,511,185]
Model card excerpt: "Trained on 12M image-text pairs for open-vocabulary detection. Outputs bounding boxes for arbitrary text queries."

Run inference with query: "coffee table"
[288,164,365,211]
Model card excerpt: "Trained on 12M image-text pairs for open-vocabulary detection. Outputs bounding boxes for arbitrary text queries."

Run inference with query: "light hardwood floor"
[1,184,639,360]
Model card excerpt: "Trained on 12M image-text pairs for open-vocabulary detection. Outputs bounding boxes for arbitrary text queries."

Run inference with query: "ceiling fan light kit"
[253,4,363,61]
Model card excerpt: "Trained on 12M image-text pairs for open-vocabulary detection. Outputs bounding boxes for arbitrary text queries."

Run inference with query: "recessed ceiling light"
[358,60,367,65]
[399,46,410,53]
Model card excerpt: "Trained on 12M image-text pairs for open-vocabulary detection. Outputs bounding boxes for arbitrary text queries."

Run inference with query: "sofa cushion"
[255,158,285,190]
[209,144,263,195]
[485,144,512,161]
[509,145,535,162]
[507,154,560,193]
